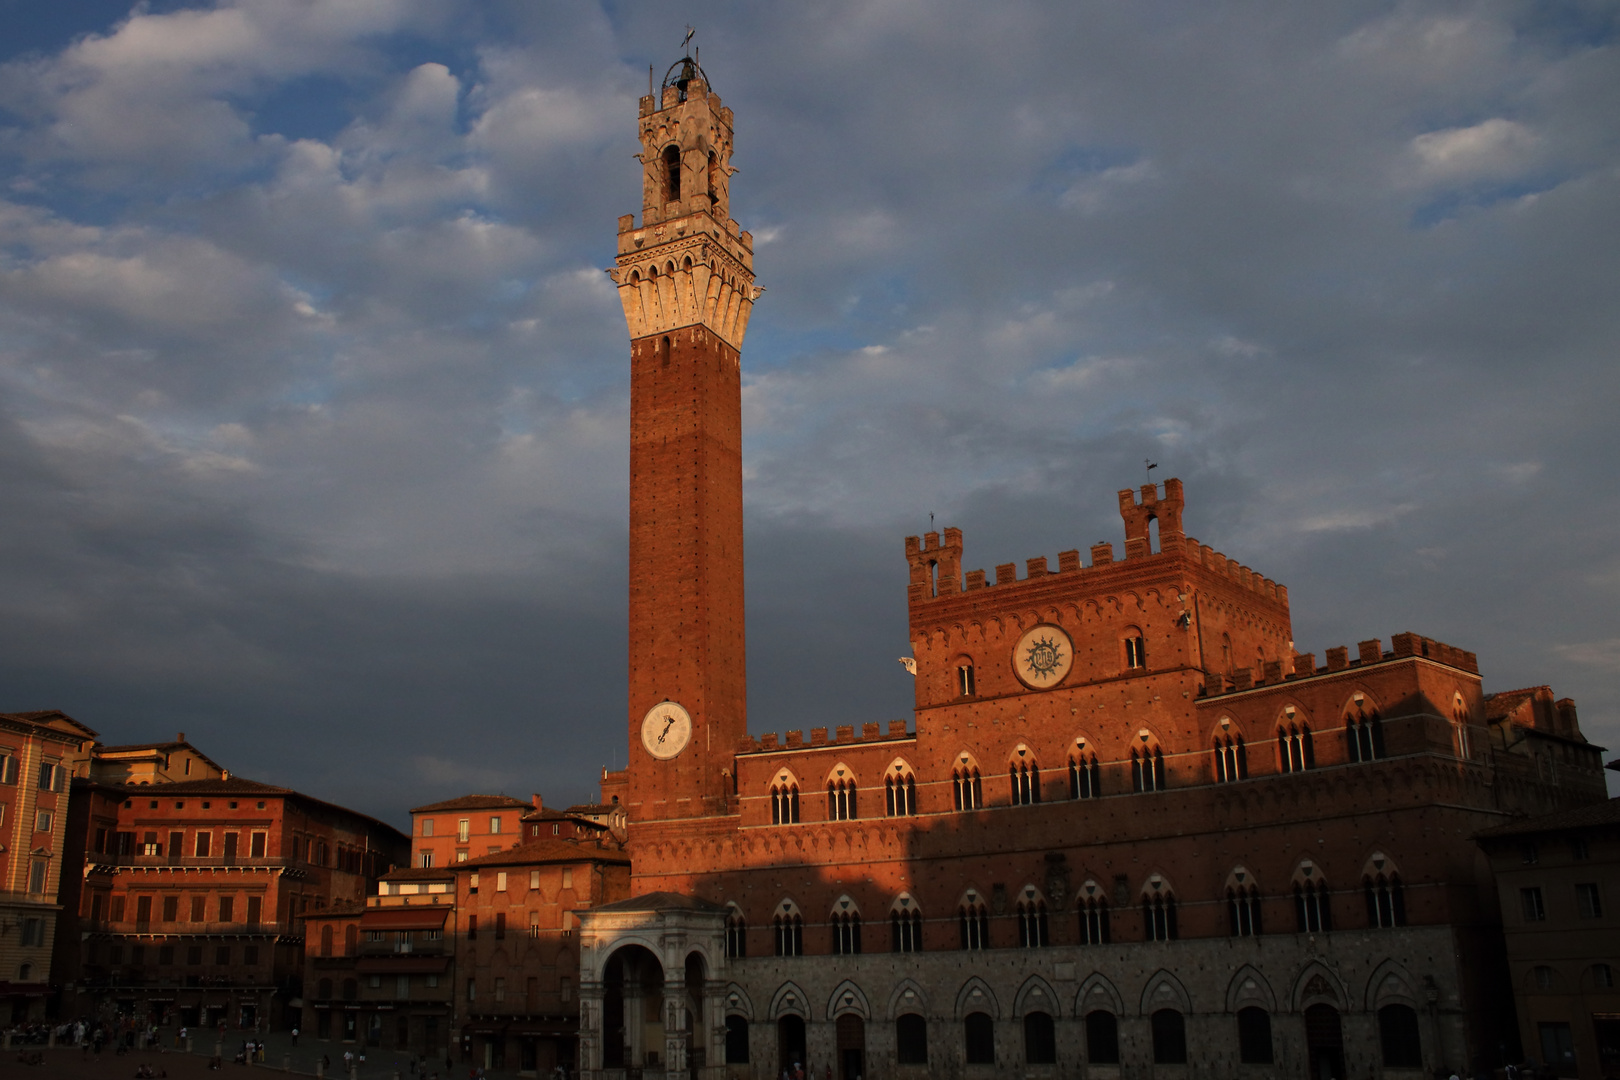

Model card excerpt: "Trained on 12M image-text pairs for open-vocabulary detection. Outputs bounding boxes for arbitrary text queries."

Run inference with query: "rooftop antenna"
[929,511,935,531]
[682,25,696,56]
[1145,459,1158,486]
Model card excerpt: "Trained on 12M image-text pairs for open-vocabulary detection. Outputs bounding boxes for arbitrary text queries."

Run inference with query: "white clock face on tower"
[640,701,693,760]
[1012,624,1075,689]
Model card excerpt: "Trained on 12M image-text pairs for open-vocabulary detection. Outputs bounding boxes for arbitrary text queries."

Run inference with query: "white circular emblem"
[640,701,693,760]
[1012,624,1074,689]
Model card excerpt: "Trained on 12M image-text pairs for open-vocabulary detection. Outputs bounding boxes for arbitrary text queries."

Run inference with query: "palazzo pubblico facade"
[572,55,1605,1080]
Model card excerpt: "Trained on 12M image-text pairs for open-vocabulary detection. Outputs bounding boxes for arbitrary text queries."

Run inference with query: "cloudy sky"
[1,0,1616,826]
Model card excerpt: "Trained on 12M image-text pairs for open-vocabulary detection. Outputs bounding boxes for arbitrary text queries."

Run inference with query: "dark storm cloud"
[0,0,1616,826]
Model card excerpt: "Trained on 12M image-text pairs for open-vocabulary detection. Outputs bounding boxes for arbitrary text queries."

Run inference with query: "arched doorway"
[835,1014,865,1080]
[778,1014,806,1073]
[602,945,665,1070]
[1305,1004,1345,1080]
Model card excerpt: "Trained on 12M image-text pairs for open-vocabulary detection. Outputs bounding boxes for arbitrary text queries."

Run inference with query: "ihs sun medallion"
[1024,635,1064,679]
[1012,624,1075,688]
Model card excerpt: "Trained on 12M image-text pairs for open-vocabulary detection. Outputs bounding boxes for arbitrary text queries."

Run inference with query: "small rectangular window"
[35,810,52,833]
[957,665,976,697]
[219,895,234,922]
[1521,887,1547,922]
[560,976,572,1003]
[28,860,48,894]
[1521,841,1538,865]
[0,752,17,784]
[421,818,434,836]
[1577,883,1603,920]
[467,978,477,1002]
[215,945,231,965]
[467,915,478,939]
[250,832,266,858]
[162,895,179,922]
[1573,835,1591,860]
[457,819,470,842]
[247,896,262,924]
[495,912,506,939]
[562,868,573,889]
[490,816,502,835]
[530,870,540,889]
[191,895,206,922]
[494,977,506,1002]
[368,974,382,989]
[396,975,410,999]
[496,872,507,892]
[419,851,434,868]
[195,832,212,858]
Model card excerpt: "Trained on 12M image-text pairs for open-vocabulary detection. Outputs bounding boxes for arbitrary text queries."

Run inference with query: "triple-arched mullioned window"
[1277,714,1314,773]
[953,754,984,810]
[1213,726,1247,782]
[959,891,991,950]
[769,771,800,824]
[830,897,862,955]
[772,900,803,957]
[890,895,923,953]
[1009,746,1041,805]
[1132,737,1166,793]
[827,764,858,821]
[1069,740,1101,799]
[1016,886,1049,947]
[1345,693,1385,762]
[885,761,917,816]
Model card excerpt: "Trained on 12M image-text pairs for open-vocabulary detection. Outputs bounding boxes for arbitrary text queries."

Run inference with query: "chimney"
[531,793,544,811]
[177,732,186,744]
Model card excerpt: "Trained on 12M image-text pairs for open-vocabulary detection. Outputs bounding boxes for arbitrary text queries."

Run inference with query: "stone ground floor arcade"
[581,899,1495,1080]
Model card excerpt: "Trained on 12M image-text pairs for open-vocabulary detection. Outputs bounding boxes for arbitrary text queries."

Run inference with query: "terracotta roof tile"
[457,838,629,869]
[410,794,531,814]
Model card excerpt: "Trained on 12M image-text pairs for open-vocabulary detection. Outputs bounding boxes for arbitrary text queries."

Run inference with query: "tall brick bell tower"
[612,55,759,822]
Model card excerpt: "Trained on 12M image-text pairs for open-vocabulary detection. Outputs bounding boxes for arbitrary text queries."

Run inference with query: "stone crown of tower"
[609,54,761,351]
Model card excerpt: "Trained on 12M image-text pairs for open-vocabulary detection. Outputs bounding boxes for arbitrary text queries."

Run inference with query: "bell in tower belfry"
[614,53,760,822]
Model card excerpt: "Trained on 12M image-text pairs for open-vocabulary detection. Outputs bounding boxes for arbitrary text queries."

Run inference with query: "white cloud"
[1297,504,1417,533]
[1553,639,1620,673]
[1409,118,1541,184]
[1059,160,1157,214]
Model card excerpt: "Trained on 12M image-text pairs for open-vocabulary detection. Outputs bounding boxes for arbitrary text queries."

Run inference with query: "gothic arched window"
[959,897,990,950]
[1214,731,1247,783]
[953,758,983,810]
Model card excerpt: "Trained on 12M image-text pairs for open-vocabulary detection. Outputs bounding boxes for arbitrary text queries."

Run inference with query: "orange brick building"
[572,54,1609,1080]
[410,794,532,868]
[56,773,407,1031]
